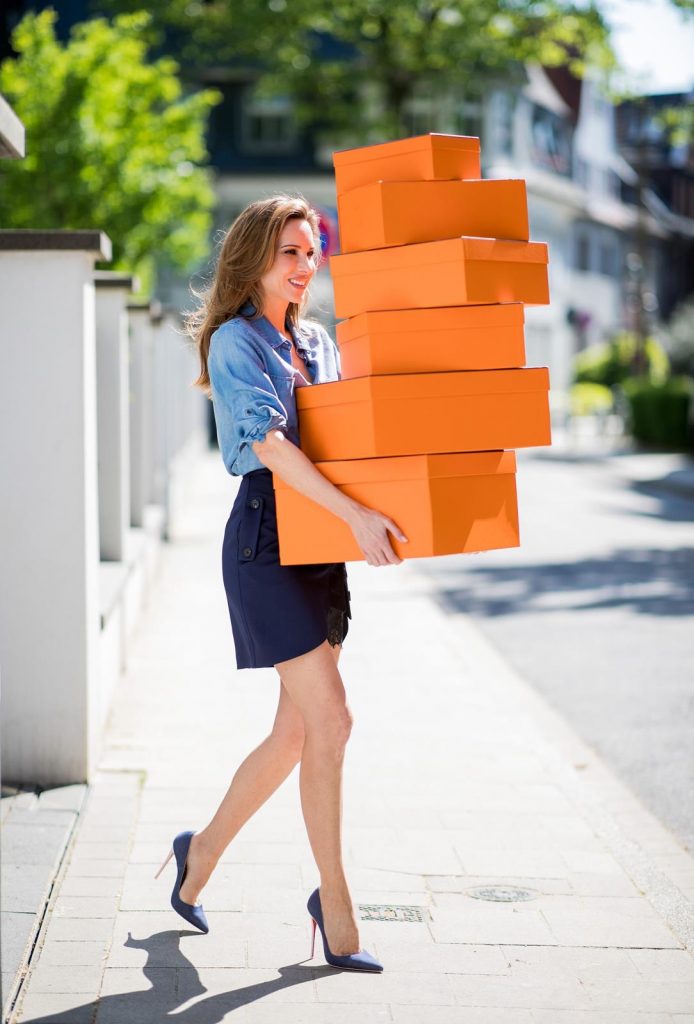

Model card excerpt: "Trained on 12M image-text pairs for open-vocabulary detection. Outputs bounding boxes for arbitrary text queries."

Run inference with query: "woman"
[154,195,408,973]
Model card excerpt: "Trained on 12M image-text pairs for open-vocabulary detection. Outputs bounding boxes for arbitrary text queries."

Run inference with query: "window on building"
[531,105,572,176]
[494,91,514,157]
[575,231,590,271]
[599,237,616,277]
[240,89,298,154]
[574,155,589,188]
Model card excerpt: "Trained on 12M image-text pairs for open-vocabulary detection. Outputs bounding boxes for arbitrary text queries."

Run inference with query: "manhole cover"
[358,904,427,922]
[466,885,539,902]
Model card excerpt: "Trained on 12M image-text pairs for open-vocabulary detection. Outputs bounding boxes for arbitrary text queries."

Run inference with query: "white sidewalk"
[8,448,694,1023]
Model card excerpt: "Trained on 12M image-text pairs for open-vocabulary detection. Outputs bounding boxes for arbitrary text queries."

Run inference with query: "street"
[415,441,694,852]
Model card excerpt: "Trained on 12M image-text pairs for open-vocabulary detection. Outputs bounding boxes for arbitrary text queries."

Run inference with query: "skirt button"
[243,546,253,557]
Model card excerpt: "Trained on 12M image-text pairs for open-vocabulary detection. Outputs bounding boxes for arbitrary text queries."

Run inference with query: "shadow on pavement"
[15,929,328,1024]
[420,546,694,618]
[626,479,694,521]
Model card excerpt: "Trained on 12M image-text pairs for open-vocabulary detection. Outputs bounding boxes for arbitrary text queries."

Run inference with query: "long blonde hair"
[185,194,322,397]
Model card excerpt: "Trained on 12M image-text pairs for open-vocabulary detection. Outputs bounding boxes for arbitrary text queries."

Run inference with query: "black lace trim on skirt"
[327,564,352,647]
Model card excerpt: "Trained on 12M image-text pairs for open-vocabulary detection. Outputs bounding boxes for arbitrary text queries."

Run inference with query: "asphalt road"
[414,446,694,853]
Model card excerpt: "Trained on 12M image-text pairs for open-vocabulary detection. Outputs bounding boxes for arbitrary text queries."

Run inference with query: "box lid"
[296,367,549,410]
[336,304,525,345]
[332,133,480,170]
[274,450,517,489]
[330,237,548,277]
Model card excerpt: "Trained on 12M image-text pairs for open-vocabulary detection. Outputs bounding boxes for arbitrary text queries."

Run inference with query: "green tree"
[101,0,618,142]
[0,8,222,294]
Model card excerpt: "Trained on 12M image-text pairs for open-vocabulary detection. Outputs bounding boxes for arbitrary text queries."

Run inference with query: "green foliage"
[100,0,617,143]
[622,376,694,450]
[572,332,670,388]
[658,296,694,378]
[569,381,614,416]
[0,8,222,293]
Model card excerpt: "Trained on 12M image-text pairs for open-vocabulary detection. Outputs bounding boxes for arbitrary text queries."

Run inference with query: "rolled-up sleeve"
[208,324,289,475]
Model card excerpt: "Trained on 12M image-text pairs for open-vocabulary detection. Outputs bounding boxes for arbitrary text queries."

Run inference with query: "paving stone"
[59,876,124,898]
[177,966,318,1005]
[627,947,694,981]
[500,944,641,982]
[370,939,508,974]
[76,826,134,844]
[425,873,569,894]
[449,971,592,1009]
[1,864,53,914]
[429,902,558,946]
[43,917,115,943]
[531,1013,673,1023]
[14,993,98,1022]
[584,978,694,1013]
[38,940,109,967]
[69,842,131,861]
[1,824,70,866]
[5,808,78,828]
[566,871,640,897]
[95,968,178,1023]
[391,1009,534,1024]
[539,895,684,948]
[245,1004,391,1023]
[62,859,127,879]
[23,963,103,995]
[37,785,88,813]
[52,896,119,919]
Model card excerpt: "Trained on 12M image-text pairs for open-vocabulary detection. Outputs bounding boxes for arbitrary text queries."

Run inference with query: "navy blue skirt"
[222,468,352,669]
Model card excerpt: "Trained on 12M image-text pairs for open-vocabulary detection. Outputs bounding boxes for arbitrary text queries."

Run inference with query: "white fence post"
[0,230,111,786]
[127,302,155,528]
[94,271,138,562]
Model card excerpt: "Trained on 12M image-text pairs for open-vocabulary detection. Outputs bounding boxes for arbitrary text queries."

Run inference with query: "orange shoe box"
[336,304,526,378]
[337,179,529,253]
[273,451,519,565]
[333,133,481,198]
[330,237,549,318]
[296,367,551,461]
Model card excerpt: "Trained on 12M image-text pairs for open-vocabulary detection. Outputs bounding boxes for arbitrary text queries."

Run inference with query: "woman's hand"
[251,431,409,565]
[345,504,408,566]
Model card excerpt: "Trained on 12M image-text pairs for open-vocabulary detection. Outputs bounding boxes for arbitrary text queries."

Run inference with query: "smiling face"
[259,217,318,310]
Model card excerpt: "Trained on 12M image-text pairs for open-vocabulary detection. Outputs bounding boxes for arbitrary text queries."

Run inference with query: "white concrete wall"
[0,248,103,784]
[128,305,155,527]
[95,281,131,561]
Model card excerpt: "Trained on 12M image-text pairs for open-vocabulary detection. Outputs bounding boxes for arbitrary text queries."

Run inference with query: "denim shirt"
[208,302,342,476]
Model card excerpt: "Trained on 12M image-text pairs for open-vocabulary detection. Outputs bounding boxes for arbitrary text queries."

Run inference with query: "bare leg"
[178,676,306,905]
[275,639,360,956]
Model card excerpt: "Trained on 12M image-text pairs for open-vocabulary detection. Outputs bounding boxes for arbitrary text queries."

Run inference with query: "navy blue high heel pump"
[307,887,383,972]
[154,830,209,934]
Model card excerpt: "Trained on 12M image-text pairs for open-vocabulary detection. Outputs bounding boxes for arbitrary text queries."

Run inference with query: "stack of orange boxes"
[273,133,552,564]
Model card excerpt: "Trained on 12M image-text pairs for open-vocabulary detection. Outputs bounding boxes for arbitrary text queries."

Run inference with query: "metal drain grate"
[466,885,539,902]
[358,903,427,922]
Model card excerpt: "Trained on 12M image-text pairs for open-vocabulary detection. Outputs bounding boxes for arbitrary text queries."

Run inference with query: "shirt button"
[243,547,253,557]
[250,498,260,509]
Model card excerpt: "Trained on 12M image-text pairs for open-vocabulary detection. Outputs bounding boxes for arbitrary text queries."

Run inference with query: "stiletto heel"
[156,829,210,934]
[154,848,174,880]
[306,887,383,972]
[309,916,317,958]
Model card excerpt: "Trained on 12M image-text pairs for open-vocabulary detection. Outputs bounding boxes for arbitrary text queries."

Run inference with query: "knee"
[311,704,354,753]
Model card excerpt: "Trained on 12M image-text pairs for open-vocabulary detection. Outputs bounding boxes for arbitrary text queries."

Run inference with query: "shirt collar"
[240,300,307,352]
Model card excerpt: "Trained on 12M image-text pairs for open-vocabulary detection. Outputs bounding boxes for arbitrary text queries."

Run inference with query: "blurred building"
[2,3,692,398]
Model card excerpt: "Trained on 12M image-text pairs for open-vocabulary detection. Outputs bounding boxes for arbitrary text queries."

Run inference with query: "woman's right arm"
[252,430,408,567]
